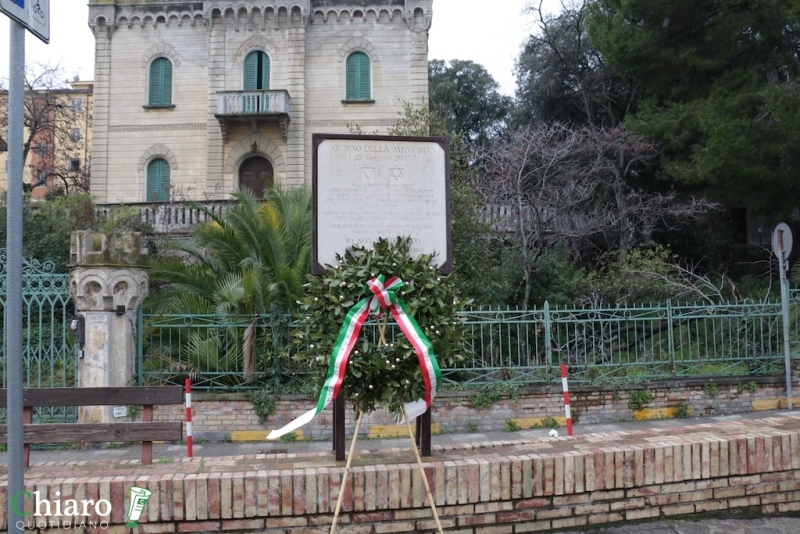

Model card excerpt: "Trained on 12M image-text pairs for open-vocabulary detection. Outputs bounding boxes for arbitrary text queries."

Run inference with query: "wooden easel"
[330,316,443,534]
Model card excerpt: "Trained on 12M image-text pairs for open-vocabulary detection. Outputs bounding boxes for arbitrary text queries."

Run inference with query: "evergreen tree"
[588,0,800,216]
[428,59,513,144]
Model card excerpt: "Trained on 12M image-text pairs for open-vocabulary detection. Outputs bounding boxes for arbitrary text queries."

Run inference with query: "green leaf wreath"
[292,237,471,415]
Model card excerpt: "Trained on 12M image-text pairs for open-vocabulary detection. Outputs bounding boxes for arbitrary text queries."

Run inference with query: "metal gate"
[0,250,76,422]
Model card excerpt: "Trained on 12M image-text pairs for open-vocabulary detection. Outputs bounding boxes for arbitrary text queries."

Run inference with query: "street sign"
[772,222,793,260]
[0,0,49,44]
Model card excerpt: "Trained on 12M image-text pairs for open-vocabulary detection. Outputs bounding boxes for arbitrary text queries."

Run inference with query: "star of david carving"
[389,166,404,179]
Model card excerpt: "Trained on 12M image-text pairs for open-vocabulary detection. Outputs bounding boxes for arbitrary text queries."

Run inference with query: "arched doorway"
[239,156,274,199]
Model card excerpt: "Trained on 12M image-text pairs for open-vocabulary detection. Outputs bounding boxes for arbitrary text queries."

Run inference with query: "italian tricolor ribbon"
[267,275,441,440]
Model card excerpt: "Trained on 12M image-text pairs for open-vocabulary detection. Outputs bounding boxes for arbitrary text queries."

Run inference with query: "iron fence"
[0,251,76,422]
[138,297,798,391]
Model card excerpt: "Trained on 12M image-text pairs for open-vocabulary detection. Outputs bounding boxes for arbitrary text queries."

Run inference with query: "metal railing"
[138,297,798,391]
[0,251,76,422]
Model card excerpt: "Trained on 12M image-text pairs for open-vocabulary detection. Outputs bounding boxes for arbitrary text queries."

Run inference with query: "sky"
[0,1,560,96]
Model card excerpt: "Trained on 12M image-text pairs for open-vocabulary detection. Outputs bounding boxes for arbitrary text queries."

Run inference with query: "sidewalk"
[586,515,800,533]
[0,408,794,464]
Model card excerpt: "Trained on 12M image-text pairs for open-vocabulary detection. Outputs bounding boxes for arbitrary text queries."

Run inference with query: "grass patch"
[105,441,138,449]
[737,381,758,394]
[279,432,298,443]
[504,419,521,432]
[628,389,653,411]
[674,401,692,419]
[540,416,560,429]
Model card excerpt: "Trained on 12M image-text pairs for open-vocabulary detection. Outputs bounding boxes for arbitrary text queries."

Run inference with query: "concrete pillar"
[69,231,149,423]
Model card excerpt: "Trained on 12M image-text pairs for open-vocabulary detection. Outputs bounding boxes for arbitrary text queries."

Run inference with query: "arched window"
[243,51,270,90]
[147,158,170,202]
[149,57,173,106]
[345,52,371,101]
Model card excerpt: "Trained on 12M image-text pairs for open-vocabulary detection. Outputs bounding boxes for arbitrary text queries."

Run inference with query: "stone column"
[69,231,149,424]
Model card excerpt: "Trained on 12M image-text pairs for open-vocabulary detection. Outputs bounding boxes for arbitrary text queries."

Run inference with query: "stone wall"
[155,375,798,441]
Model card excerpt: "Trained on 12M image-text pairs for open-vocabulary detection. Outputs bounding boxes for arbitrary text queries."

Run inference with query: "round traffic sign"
[772,222,793,259]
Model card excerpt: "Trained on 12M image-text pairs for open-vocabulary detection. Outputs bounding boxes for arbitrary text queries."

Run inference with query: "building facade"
[0,81,93,198]
[87,0,432,204]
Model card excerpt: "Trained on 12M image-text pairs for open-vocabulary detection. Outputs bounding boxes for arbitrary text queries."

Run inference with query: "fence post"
[186,378,193,458]
[271,309,282,388]
[667,299,676,379]
[544,300,553,374]
[137,306,144,386]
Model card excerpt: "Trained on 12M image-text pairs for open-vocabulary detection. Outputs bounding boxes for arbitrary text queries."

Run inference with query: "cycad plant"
[148,187,311,381]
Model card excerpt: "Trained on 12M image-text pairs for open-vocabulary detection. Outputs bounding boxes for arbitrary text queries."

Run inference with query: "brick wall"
[6,415,800,532]
[155,375,798,441]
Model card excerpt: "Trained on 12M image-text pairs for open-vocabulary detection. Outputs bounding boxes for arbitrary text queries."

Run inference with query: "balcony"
[96,201,234,236]
[216,90,291,142]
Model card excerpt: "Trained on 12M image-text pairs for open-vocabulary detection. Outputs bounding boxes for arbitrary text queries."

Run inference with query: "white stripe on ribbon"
[267,408,316,440]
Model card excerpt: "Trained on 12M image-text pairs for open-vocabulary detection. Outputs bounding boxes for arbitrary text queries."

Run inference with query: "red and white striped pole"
[185,378,193,458]
[560,363,574,437]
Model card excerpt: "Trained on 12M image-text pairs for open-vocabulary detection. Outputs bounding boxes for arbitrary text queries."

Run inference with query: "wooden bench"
[0,386,184,466]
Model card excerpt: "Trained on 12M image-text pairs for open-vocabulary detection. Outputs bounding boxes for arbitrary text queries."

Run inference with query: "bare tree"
[475,122,716,310]
[584,125,716,258]
[474,123,616,309]
[0,63,91,195]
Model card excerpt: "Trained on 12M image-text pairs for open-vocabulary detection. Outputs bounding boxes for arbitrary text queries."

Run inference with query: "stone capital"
[69,231,150,312]
[70,268,149,312]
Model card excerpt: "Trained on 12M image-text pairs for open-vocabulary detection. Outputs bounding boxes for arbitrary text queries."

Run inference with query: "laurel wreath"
[291,237,471,415]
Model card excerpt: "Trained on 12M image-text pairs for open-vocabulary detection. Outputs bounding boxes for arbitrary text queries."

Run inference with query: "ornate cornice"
[309,6,403,24]
[204,3,311,30]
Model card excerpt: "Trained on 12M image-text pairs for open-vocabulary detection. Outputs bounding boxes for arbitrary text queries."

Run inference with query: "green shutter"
[346,54,358,100]
[162,59,173,104]
[149,58,172,105]
[346,52,370,100]
[359,54,370,99]
[149,59,162,105]
[244,52,258,90]
[147,159,170,202]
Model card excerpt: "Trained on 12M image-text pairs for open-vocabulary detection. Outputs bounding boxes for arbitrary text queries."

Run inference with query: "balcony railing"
[216,90,291,141]
[216,90,291,118]
[96,201,233,235]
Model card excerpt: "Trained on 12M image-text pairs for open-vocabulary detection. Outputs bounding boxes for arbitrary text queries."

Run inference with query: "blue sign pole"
[6,19,26,534]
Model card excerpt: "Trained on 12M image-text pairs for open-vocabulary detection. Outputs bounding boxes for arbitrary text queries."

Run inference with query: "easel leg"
[333,396,345,461]
[330,411,363,534]
[403,407,443,534]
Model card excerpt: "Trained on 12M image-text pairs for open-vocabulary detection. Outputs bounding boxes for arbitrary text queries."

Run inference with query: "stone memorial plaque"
[312,134,451,273]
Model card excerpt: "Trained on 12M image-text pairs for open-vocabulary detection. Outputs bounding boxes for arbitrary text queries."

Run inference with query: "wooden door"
[239,157,274,199]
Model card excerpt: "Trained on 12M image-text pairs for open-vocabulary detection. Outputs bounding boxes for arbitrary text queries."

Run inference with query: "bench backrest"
[0,386,184,407]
